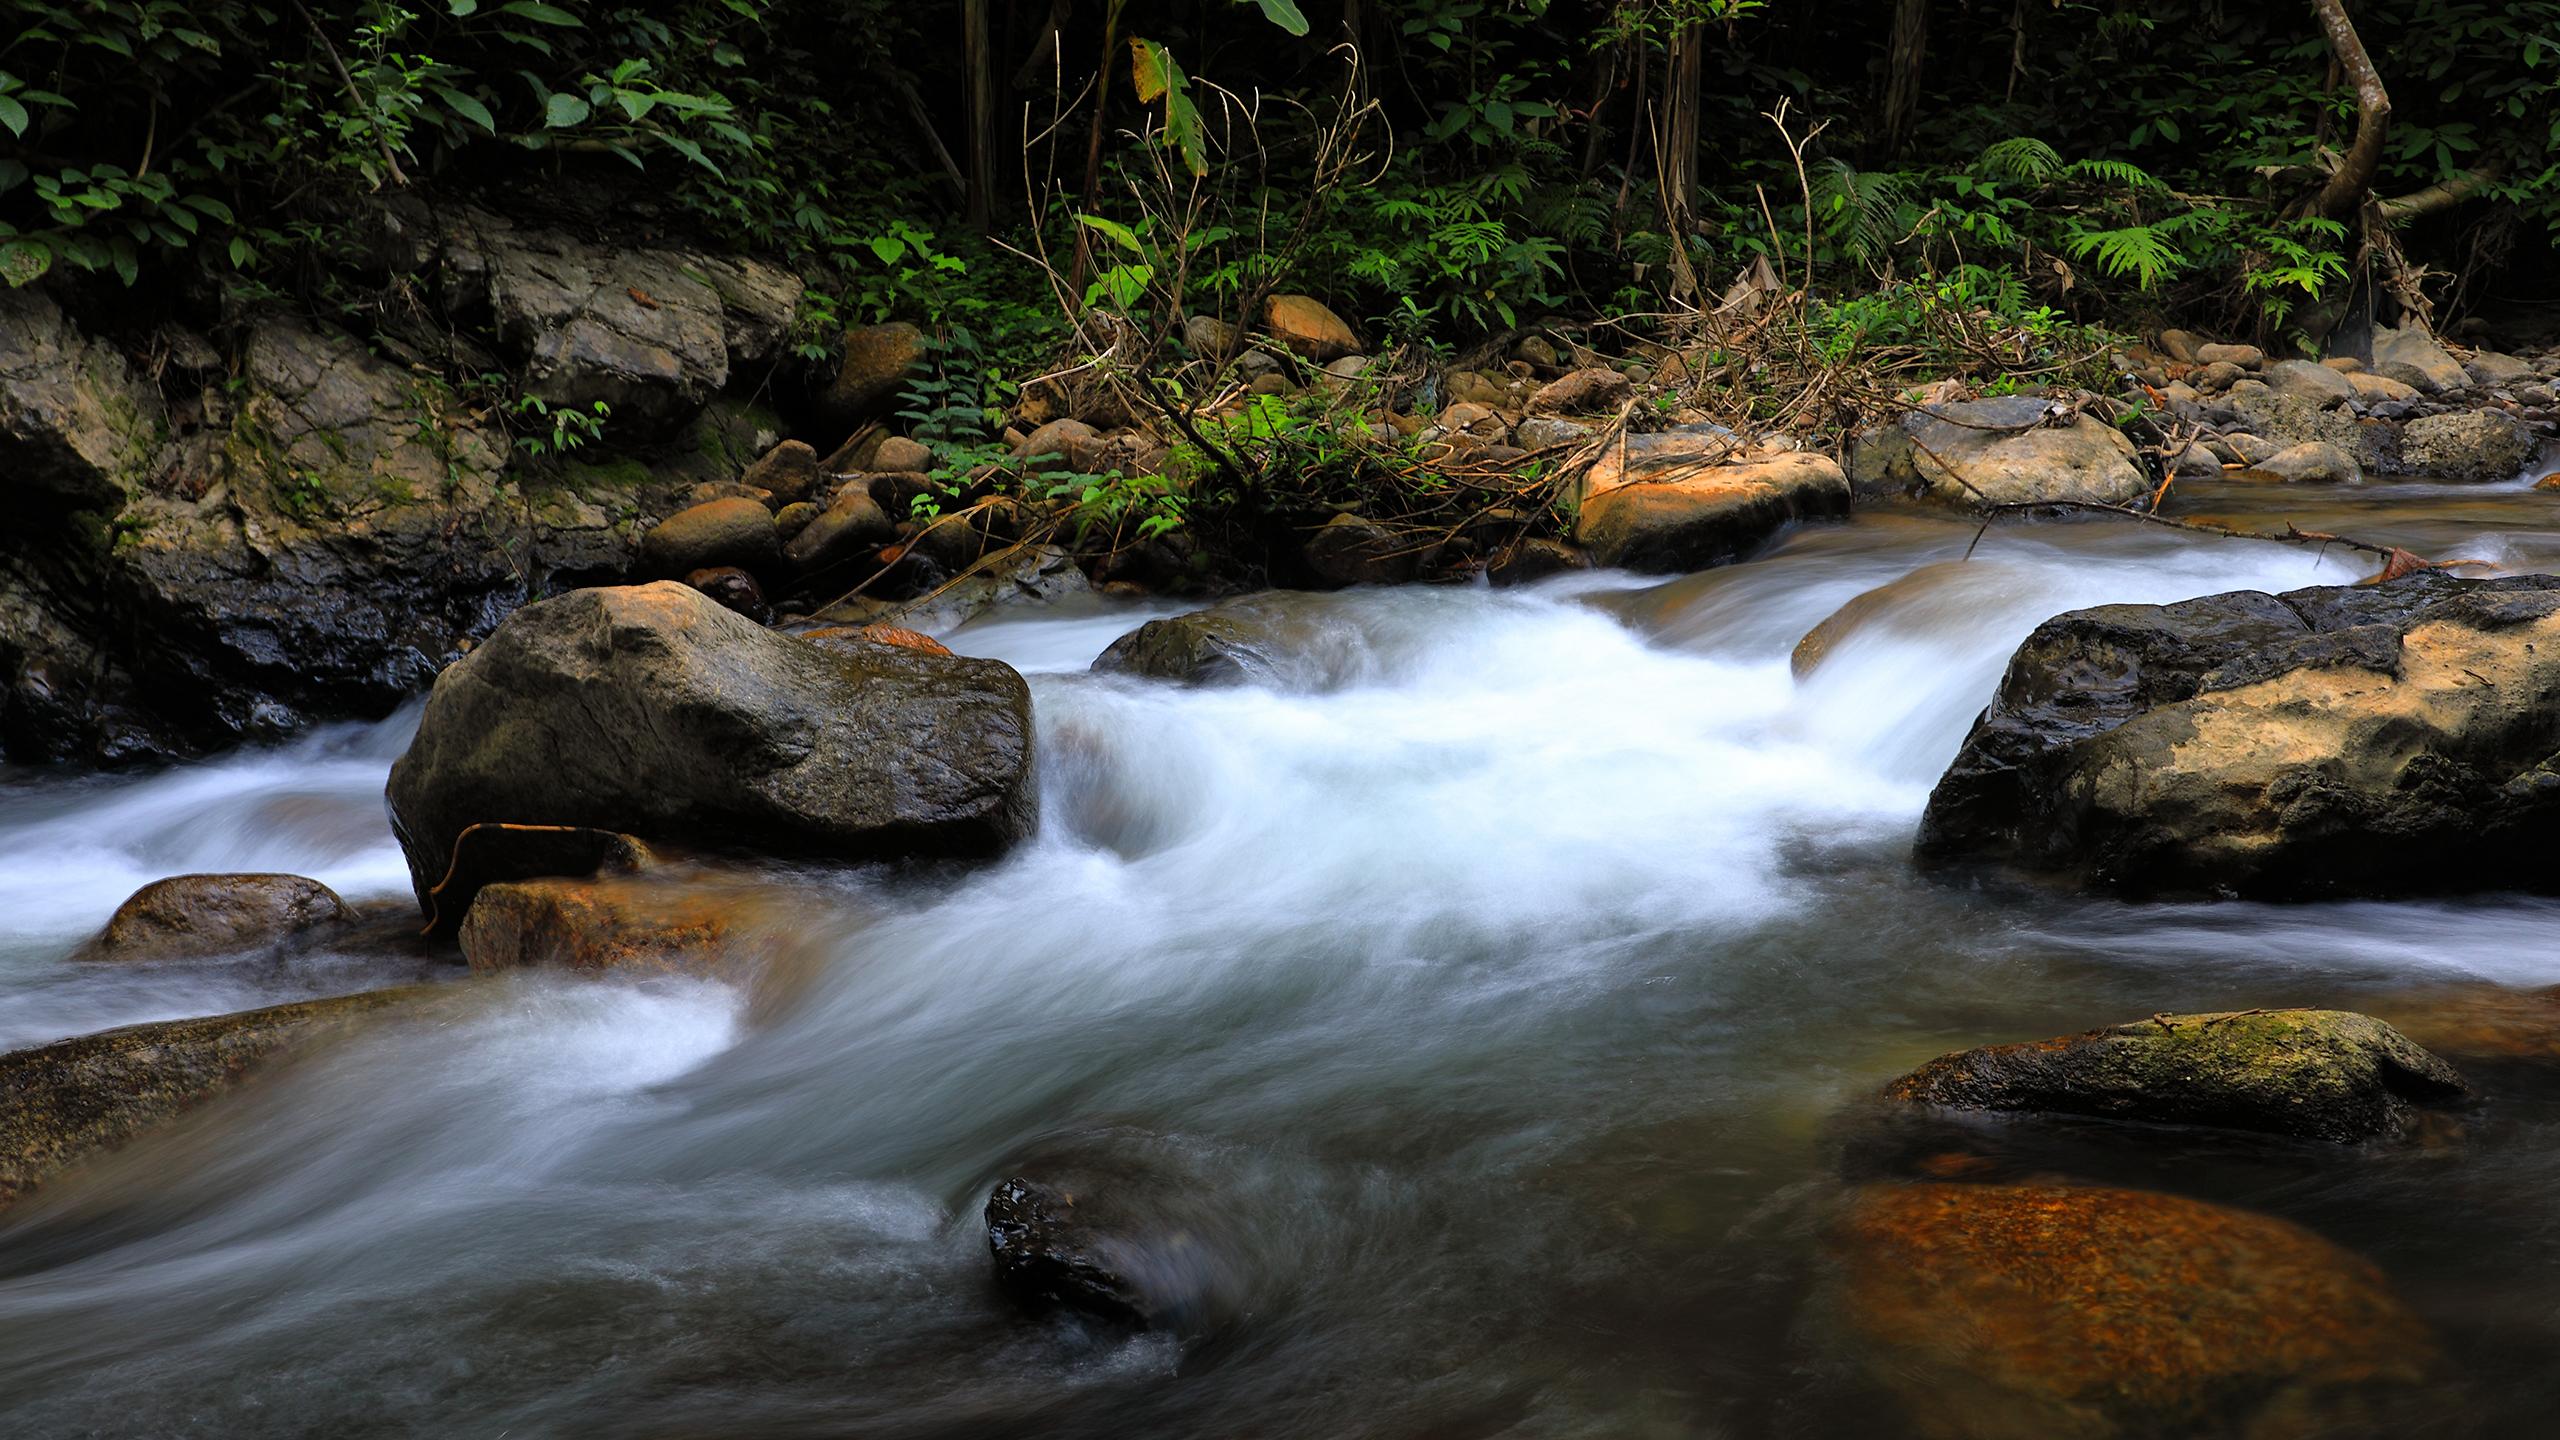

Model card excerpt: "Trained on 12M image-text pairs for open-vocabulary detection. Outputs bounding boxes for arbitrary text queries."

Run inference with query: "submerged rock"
[385,582,1036,910]
[985,1169,1240,1334]
[1576,444,1849,573]
[0,988,431,1211]
[1916,572,2560,897]
[1094,593,1350,687]
[1883,1009,2466,1142]
[1831,1182,2442,1439]
[75,874,350,962]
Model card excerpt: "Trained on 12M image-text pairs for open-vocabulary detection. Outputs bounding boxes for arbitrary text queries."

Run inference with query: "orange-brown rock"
[1576,442,1849,574]
[1262,294,1360,361]
[75,873,348,961]
[418,823,659,936]
[1833,1182,2442,1439]
[2370,982,2560,1064]
[802,624,953,658]
[457,874,778,976]
[820,321,925,423]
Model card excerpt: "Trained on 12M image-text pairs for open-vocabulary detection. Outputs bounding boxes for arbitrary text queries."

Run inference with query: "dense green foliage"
[3,1,2554,355]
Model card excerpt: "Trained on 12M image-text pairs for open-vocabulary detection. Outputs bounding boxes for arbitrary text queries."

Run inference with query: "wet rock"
[2245,440,2360,485]
[75,874,350,962]
[1487,537,1590,587]
[2369,982,2560,1066]
[985,1171,1238,1334]
[1528,366,1634,415]
[1262,294,1360,361]
[2400,409,2533,482]
[780,486,896,579]
[2374,324,2468,394]
[686,565,772,623]
[1916,572,2560,897]
[859,542,1094,633]
[1832,1182,2441,1440]
[458,873,777,976]
[802,624,954,659]
[2156,329,2205,363]
[1095,594,1347,687]
[1577,445,1849,573]
[2194,342,2265,369]
[0,988,432,1211]
[741,439,820,506]
[640,497,781,580]
[1884,1009,2466,1142]
[1303,513,1420,586]
[417,823,658,935]
[385,582,1037,908]
[821,322,926,424]
[2264,358,2356,409]
[1847,396,2147,510]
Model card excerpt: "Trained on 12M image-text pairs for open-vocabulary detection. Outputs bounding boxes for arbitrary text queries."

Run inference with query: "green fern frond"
[2063,222,2180,289]
[2065,157,2166,191]
[1977,136,2063,183]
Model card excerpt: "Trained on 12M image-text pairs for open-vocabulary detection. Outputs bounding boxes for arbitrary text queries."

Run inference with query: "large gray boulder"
[450,211,800,437]
[2373,324,2468,394]
[386,582,1036,910]
[1847,395,2148,509]
[1917,572,2560,897]
[1095,593,1360,687]
[0,286,164,511]
[2400,409,2533,482]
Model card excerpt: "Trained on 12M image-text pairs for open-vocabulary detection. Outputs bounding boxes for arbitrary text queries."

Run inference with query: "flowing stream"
[6,482,2560,1436]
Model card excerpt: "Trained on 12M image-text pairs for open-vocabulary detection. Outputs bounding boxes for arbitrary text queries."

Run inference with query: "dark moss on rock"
[1884,1009,2468,1143]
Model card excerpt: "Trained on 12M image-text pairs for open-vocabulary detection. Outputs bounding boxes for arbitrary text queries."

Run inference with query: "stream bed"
[5,482,2560,1437]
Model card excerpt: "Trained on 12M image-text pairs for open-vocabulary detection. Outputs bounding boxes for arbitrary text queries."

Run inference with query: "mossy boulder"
[1883,1009,2467,1142]
[1831,1182,2443,1439]
[0,988,432,1211]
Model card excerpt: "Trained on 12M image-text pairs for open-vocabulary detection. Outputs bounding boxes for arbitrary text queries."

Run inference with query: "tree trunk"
[2310,0,2391,217]
[1662,22,1702,228]
[963,0,998,230]
[1880,0,1927,157]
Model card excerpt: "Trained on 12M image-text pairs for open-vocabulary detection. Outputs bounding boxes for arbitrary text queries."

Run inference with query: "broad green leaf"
[1,239,52,286]
[0,96,24,138]
[499,1,582,25]
[545,93,591,127]
[435,87,497,133]
[1077,214,1144,254]
[1246,0,1310,36]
